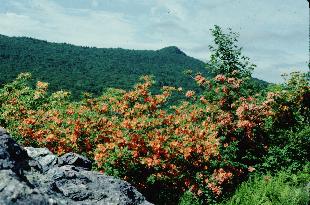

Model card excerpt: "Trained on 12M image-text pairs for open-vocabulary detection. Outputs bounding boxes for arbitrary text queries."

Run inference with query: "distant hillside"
[0,35,211,101]
[0,34,268,103]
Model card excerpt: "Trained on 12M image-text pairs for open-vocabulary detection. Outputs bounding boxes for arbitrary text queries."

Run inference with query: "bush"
[220,166,310,205]
[258,72,310,173]
[179,191,201,205]
[0,71,274,204]
[259,125,310,173]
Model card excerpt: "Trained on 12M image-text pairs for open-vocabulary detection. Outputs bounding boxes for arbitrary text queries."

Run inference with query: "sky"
[0,0,308,83]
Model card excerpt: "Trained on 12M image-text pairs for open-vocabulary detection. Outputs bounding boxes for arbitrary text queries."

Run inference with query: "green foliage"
[220,166,310,205]
[269,72,310,127]
[0,34,210,103]
[258,72,310,173]
[207,25,267,94]
[208,25,255,79]
[259,125,310,173]
[179,191,202,205]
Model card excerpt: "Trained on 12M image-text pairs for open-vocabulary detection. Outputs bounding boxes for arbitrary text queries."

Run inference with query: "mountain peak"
[157,46,186,56]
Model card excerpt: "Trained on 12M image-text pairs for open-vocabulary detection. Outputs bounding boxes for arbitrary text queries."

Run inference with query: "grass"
[178,166,310,205]
[221,168,310,205]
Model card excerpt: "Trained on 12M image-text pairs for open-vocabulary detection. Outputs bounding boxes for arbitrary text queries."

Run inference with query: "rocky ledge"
[0,127,152,205]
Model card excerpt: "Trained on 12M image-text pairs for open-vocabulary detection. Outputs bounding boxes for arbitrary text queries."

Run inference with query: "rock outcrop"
[0,127,152,205]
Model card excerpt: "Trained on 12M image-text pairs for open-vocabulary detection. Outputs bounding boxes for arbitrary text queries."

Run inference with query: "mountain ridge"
[0,34,188,54]
[0,34,267,102]
[0,34,209,101]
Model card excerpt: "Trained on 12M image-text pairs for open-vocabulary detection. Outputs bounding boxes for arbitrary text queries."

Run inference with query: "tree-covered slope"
[0,34,210,100]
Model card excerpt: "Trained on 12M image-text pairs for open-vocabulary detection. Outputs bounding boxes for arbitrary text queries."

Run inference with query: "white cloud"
[91,0,99,8]
[0,12,40,36]
[0,0,136,48]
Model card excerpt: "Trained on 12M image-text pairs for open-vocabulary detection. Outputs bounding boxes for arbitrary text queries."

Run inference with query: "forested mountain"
[0,34,211,101]
[0,34,268,103]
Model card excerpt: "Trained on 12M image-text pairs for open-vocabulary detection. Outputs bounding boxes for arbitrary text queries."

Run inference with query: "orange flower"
[23,118,36,125]
[100,104,108,113]
[207,183,221,196]
[222,86,229,94]
[248,166,256,172]
[183,147,193,159]
[200,96,208,104]
[36,81,49,90]
[215,74,226,82]
[185,90,195,98]
[195,74,207,86]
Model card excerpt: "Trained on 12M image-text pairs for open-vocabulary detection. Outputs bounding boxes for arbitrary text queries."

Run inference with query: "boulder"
[0,127,152,205]
[57,152,92,170]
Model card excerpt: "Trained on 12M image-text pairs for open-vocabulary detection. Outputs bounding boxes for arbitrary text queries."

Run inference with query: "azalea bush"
[94,72,274,203]
[257,72,310,173]
[1,70,308,204]
[0,71,275,204]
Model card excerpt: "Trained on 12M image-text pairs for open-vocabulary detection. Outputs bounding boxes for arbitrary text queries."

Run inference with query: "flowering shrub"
[0,71,308,204]
[267,72,309,128]
[257,72,310,173]
[0,71,276,204]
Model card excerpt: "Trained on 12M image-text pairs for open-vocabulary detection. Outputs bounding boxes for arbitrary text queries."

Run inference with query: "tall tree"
[208,25,256,79]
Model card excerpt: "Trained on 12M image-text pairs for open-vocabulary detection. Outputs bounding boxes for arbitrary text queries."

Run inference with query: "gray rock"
[0,128,153,205]
[25,147,58,173]
[58,152,92,170]
[0,129,29,174]
[0,169,57,205]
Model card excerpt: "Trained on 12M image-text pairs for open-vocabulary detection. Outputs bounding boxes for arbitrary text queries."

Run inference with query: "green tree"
[208,25,256,79]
